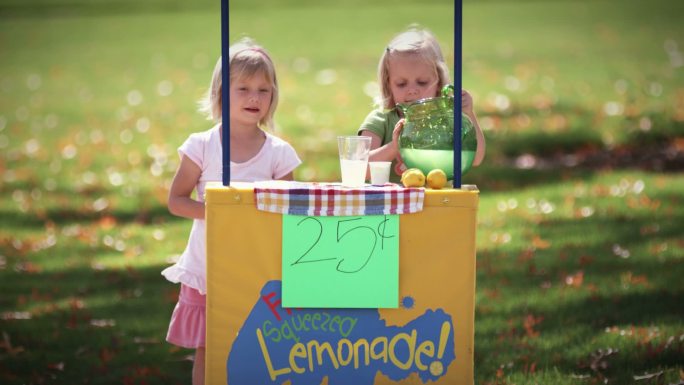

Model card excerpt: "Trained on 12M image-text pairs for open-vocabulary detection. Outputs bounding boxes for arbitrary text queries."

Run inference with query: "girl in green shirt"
[358,26,486,182]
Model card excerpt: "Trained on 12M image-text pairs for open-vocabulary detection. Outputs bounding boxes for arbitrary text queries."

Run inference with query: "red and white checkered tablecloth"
[253,181,424,216]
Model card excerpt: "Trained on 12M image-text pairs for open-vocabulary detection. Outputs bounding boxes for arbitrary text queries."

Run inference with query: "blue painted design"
[226,280,455,384]
[401,296,415,309]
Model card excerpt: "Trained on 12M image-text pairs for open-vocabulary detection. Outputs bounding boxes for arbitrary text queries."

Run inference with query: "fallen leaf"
[1,311,31,320]
[98,215,117,230]
[564,271,584,287]
[99,347,116,364]
[90,319,116,328]
[633,370,663,381]
[0,331,25,355]
[578,254,594,266]
[13,261,42,274]
[532,235,551,249]
[47,362,65,371]
[523,314,543,338]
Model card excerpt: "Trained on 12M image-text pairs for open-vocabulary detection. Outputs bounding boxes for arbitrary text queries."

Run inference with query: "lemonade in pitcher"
[400,149,476,178]
[398,85,477,178]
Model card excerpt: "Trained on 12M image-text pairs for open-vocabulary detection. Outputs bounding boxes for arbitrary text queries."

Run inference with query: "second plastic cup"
[369,161,392,185]
[337,136,371,187]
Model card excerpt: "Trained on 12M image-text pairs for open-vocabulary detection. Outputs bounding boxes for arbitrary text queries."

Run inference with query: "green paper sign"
[282,214,399,308]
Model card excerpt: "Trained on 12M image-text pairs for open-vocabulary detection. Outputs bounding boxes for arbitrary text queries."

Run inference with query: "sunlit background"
[1,0,683,383]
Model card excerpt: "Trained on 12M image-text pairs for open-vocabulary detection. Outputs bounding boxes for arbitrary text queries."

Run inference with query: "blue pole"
[453,0,463,189]
[221,0,231,186]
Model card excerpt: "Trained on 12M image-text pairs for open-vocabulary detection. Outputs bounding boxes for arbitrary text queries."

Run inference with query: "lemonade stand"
[205,1,479,384]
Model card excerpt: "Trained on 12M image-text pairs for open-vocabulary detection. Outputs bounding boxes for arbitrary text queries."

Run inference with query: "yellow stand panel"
[206,183,478,384]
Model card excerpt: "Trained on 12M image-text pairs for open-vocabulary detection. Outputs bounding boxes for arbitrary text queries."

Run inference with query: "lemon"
[401,168,425,187]
[400,168,419,182]
[426,169,447,189]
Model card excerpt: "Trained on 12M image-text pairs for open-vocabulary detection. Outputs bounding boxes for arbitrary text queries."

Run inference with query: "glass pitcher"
[397,84,476,178]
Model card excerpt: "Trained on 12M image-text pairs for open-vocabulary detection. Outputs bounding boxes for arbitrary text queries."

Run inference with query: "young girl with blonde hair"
[358,26,486,179]
[162,37,301,385]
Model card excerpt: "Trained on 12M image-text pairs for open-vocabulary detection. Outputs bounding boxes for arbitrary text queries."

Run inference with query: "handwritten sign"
[282,215,399,308]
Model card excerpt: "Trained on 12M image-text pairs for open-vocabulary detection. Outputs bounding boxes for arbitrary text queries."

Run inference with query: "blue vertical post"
[221,0,231,186]
[453,0,463,189]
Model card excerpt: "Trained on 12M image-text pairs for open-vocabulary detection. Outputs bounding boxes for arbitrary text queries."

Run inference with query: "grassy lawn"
[1,0,682,384]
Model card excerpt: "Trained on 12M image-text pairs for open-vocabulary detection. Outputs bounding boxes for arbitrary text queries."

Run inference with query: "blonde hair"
[199,37,279,130]
[376,26,450,109]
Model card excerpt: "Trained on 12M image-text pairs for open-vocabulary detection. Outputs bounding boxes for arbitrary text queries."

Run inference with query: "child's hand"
[392,119,407,176]
[392,119,405,152]
[461,89,474,115]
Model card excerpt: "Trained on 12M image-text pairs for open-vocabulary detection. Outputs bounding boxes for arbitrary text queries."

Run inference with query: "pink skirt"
[166,284,206,348]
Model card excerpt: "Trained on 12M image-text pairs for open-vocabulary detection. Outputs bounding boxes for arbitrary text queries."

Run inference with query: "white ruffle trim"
[161,265,207,295]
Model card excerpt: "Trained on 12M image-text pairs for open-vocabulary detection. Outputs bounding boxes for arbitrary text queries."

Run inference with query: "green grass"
[1,0,683,384]
[474,171,684,383]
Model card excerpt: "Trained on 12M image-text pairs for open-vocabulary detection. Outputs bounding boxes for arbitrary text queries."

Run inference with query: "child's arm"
[277,172,294,181]
[360,123,407,178]
[168,155,205,220]
[361,116,407,162]
[361,129,397,162]
[361,120,408,177]
[462,90,486,166]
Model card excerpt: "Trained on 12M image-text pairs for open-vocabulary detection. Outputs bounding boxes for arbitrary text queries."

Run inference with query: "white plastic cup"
[338,136,371,187]
[369,161,392,185]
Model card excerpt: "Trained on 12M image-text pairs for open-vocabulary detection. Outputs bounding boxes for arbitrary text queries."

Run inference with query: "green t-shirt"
[358,108,403,182]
